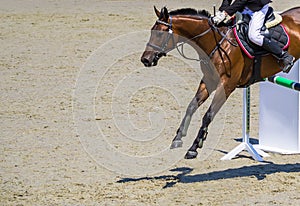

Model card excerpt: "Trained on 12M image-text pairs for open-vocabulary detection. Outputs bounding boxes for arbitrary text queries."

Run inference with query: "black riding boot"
[262,38,295,73]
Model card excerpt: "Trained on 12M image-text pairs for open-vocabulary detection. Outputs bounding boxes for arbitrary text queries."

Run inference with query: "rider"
[213,0,295,73]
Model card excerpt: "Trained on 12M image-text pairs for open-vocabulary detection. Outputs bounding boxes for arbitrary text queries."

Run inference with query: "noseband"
[146,17,175,63]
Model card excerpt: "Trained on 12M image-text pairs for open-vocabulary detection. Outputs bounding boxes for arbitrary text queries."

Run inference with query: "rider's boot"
[262,38,295,73]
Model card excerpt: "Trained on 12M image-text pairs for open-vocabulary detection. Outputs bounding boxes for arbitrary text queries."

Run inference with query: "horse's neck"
[174,17,217,55]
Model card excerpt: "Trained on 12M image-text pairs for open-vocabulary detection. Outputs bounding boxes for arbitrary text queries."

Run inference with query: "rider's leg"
[248,5,295,73]
[261,38,295,73]
[248,5,268,47]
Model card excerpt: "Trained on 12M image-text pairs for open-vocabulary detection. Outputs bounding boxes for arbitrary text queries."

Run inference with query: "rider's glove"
[212,11,227,25]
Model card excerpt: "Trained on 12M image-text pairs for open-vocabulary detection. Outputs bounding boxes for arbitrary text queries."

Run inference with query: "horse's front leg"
[170,81,209,149]
[185,83,229,159]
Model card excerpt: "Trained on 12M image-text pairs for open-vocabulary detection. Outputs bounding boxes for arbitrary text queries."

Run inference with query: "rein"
[147,15,238,74]
[146,17,175,63]
[175,26,212,62]
[209,20,238,76]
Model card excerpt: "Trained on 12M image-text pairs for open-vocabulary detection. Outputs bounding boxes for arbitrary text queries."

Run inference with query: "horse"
[141,6,300,159]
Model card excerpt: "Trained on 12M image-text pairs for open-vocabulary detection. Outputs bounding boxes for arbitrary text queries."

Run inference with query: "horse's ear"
[154,6,160,18]
[161,7,169,20]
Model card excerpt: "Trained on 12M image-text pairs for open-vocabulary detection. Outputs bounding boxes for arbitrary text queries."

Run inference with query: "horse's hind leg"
[170,81,209,149]
[185,83,229,159]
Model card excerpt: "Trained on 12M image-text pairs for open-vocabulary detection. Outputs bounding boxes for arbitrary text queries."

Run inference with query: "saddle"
[233,7,290,59]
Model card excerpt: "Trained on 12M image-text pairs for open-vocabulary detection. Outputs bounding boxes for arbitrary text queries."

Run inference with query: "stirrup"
[280,53,295,73]
[282,59,295,73]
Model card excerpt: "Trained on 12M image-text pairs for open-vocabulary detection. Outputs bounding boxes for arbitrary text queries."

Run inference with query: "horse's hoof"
[184,150,198,159]
[170,140,183,149]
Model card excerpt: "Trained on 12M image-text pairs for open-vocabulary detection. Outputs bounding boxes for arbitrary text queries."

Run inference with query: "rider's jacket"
[219,0,272,16]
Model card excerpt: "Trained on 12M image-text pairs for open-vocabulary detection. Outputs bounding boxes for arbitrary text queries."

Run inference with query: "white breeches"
[244,5,269,46]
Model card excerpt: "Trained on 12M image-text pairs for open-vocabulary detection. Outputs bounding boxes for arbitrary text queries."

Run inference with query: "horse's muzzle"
[141,56,154,67]
[141,52,165,67]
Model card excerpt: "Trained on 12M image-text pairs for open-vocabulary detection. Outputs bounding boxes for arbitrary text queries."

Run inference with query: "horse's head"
[141,6,176,67]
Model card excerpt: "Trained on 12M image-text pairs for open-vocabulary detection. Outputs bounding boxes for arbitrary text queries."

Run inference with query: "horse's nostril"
[141,57,151,66]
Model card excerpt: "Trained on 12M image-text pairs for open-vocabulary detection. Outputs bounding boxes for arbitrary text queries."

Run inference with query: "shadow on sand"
[117,163,300,189]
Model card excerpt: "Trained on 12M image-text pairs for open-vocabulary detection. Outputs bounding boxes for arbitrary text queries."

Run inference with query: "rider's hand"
[212,11,227,25]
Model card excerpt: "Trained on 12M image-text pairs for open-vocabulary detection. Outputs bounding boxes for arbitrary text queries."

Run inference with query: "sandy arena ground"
[1,0,300,205]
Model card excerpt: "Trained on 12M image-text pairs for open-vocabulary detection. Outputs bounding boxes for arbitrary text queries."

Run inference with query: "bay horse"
[141,6,300,159]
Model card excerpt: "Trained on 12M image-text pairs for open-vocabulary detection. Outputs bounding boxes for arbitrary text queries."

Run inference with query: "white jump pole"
[221,87,269,161]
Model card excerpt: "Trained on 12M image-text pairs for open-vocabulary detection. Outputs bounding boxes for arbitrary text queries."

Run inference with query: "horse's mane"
[169,8,211,18]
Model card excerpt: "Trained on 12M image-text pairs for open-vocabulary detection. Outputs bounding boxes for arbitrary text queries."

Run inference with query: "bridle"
[146,17,175,65]
[146,15,238,69]
[147,16,214,63]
